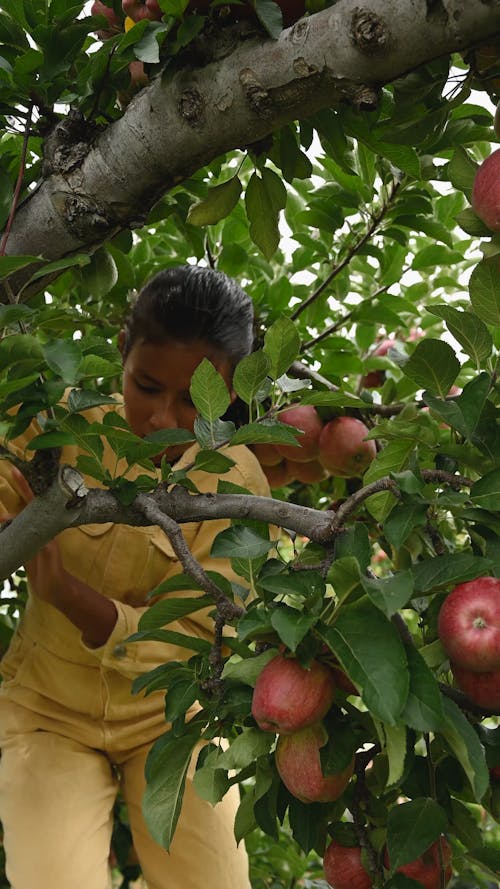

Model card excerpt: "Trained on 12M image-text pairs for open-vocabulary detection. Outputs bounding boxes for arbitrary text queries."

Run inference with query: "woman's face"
[120,335,234,465]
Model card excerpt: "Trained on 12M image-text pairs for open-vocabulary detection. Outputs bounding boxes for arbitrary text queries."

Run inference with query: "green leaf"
[254,0,284,37]
[412,553,493,593]
[187,176,242,226]
[401,644,444,732]
[221,649,277,686]
[80,248,118,298]
[245,168,287,259]
[216,728,274,770]
[192,758,230,805]
[193,416,234,450]
[193,449,235,473]
[301,391,368,409]
[270,607,317,652]
[67,389,119,413]
[360,570,414,617]
[211,526,274,560]
[383,503,428,549]
[423,372,490,439]
[190,358,231,422]
[27,430,76,450]
[138,596,213,630]
[263,316,301,379]
[42,339,82,385]
[427,304,493,366]
[364,439,416,522]
[402,339,459,397]
[447,147,478,199]
[439,697,489,802]
[143,727,202,850]
[386,798,448,871]
[471,468,500,511]
[376,721,408,788]
[229,420,301,447]
[0,255,42,279]
[232,351,271,405]
[320,600,409,725]
[469,256,500,326]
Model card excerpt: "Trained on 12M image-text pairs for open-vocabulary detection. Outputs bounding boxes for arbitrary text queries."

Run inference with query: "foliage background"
[1,1,500,887]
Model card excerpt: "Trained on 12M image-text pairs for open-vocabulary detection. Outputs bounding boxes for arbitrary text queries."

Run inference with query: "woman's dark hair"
[122,265,254,369]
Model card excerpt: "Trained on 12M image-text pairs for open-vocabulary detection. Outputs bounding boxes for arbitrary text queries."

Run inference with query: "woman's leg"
[121,745,251,889]
[0,730,118,889]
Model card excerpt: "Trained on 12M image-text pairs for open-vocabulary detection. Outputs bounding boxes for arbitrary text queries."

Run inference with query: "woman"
[0,266,271,889]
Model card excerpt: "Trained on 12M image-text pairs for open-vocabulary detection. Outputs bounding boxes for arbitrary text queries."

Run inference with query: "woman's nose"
[150,401,178,430]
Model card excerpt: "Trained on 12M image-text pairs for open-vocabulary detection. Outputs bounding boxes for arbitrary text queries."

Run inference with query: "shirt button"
[112,644,127,658]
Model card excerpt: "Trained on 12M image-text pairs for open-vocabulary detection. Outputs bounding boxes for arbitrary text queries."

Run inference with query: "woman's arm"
[5,468,118,647]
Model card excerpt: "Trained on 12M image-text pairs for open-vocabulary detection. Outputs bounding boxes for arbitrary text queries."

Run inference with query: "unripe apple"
[286,458,329,484]
[471,149,500,232]
[384,837,452,889]
[251,442,283,467]
[251,654,336,734]
[451,661,500,709]
[275,722,354,803]
[275,405,324,463]
[438,576,500,672]
[318,417,376,478]
[122,0,162,22]
[323,840,372,889]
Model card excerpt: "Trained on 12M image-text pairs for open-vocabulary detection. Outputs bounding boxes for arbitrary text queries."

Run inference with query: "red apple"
[275,722,354,803]
[451,661,500,709]
[323,841,372,889]
[438,577,500,672]
[471,149,500,232]
[91,0,122,37]
[251,654,336,734]
[361,338,395,389]
[122,0,163,21]
[318,417,376,478]
[275,405,324,463]
[286,458,329,484]
[490,765,500,781]
[251,442,283,467]
[384,837,452,889]
[262,459,295,489]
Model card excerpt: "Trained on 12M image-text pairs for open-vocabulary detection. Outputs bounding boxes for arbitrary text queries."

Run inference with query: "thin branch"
[301,282,394,353]
[134,492,243,621]
[0,99,34,258]
[290,180,402,323]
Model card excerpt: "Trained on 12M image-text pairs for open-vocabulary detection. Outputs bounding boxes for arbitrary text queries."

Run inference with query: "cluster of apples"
[251,653,453,889]
[251,406,376,489]
[323,836,452,889]
[438,576,500,709]
[251,652,355,803]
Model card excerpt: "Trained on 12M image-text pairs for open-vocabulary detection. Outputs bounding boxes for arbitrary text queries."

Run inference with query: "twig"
[290,180,401,323]
[134,492,243,622]
[0,99,35,257]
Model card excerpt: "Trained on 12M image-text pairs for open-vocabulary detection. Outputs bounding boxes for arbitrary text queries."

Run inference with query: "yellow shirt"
[0,397,271,753]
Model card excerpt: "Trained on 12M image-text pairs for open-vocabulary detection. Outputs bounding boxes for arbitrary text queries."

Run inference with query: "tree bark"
[2,0,500,300]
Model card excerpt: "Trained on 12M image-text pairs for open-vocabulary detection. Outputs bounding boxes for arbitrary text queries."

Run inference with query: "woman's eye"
[136,380,159,394]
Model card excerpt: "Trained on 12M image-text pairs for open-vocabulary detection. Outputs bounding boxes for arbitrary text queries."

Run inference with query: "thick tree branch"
[2,0,500,300]
[0,464,476,581]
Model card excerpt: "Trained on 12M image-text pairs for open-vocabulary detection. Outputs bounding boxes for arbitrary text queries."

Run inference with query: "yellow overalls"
[0,398,270,889]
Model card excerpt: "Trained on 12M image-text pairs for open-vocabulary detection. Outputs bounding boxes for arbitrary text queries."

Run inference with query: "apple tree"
[1,1,500,887]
